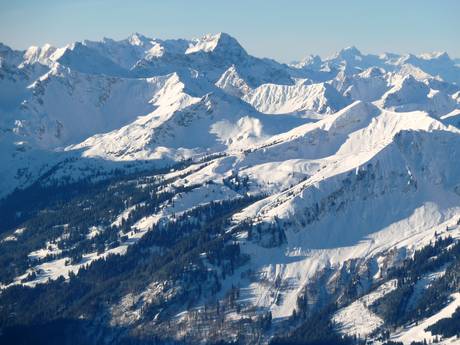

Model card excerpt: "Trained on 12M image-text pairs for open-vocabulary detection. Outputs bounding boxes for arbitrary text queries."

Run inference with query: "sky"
[0,0,459,62]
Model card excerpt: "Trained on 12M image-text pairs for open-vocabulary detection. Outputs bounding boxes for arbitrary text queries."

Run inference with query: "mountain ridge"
[1,32,460,345]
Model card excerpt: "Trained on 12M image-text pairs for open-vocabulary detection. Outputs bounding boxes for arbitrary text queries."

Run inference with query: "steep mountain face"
[1,33,460,345]
[242,81,351,117]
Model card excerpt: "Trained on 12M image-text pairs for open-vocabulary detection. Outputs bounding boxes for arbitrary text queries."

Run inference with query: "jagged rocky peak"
[126,32,151,46]
[383,74,430,106]
[335,45,363,60]
[22,44,66,66]
[292,54,323,69]
[215,65,251,97]
[186,32,247,56]
[358,66,385,78]
[418,51,451,62]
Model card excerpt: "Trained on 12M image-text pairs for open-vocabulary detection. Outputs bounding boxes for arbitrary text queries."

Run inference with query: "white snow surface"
[2,33,460,335]
[333,279,398,338]
[392,293,460,344]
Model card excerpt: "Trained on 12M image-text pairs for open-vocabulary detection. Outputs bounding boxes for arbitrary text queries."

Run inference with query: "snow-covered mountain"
[1,33,460,345]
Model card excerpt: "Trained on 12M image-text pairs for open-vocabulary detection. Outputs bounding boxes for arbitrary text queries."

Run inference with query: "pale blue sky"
[0,0,458,62]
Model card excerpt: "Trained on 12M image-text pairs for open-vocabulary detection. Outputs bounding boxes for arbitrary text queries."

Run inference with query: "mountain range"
[1,33,460,345]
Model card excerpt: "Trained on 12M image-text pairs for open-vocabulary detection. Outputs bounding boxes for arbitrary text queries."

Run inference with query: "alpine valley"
[1,33,460,345]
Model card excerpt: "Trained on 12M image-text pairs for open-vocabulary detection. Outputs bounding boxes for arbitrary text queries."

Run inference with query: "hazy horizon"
[1,0,459,62]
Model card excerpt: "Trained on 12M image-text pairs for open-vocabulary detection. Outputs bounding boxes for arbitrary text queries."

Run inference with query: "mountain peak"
[342,45,361,53]
[215,65,251,97]
[22,44,60,65]
[127,32,151,46]
[418,51,450,61]
[0,42,13,52]
[402,51,454,67]
[185,32,246,56]
[336,46,362,60]
[0,42,24,66]
[293,54,322,69]
[359,66,385,78]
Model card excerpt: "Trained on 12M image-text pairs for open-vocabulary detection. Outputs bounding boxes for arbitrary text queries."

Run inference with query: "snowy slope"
[70,90,307,162]
[1,33,460,344]
[333,280,398,338]
[223,109,460,320]
[243,81,350,117]
[380,75,458,116]
[392,293,460,344]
